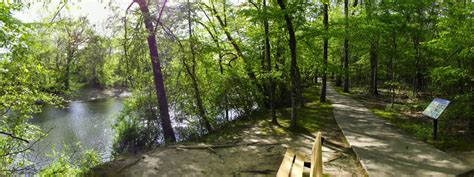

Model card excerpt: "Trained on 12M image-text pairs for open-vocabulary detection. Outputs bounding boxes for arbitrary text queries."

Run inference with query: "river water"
[29,98,124,167]
[27,96,245,169]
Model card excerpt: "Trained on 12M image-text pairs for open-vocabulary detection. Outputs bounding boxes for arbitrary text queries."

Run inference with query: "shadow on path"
[327,85,472,176]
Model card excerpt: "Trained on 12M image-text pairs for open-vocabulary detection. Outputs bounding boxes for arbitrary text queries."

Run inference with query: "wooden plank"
[290,152,305,177]
[310,132,323,177]
[277,148,296,177]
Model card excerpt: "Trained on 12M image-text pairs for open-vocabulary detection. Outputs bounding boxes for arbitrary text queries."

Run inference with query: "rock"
[35,100,45,105]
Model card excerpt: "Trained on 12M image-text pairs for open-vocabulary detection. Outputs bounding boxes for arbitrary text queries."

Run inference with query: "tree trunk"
[65,49,71,91]
[296,65,303,108]
[136,0,176,143]
[369,41,379,96]
[92,62,98,86]
[123,17,131,87]
[188,0,212,132]
[391,33,397,106]
[367,0,378,96]
[263,0,277,124]
[277,0,299,129]
[275,44,291,108]
[343,0,350,93]
[320,3,329,103]
[413,36,422,97]
[335,56,342,87]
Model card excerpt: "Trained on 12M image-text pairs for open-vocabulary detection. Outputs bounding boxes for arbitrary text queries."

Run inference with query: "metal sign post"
[422,98,450,140]
[433,119,438,140]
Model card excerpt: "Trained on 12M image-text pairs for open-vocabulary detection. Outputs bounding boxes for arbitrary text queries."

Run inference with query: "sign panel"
[422,98,450,119]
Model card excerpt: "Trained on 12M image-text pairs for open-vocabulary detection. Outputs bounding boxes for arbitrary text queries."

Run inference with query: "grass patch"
[333,86,351,96]
[370,108,432,141]
[195,85,338,143]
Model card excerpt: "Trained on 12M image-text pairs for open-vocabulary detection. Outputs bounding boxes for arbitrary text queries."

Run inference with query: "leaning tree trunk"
[135,0,176,142]
[209,4,261,92]
[277,0,299,129]
[187,0,212,132]
[197,6,229,121]
[320,3,329,103]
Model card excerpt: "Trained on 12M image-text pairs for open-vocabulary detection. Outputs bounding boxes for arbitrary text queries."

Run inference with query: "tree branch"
[0,131,29,143]
[153,0,169,34]
[50,2,67,23]
[156,0,168,23]
[0,127,54,157]
[248,0,260,10]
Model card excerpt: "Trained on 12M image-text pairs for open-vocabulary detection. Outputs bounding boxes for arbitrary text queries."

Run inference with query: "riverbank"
[88,86,366,176]
[69,87,132,101]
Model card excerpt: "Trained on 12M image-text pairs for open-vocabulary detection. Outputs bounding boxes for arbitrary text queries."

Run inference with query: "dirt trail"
[91,119,365,177]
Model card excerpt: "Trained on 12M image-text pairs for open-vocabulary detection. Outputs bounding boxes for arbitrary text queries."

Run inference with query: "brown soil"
[90,118,366,177]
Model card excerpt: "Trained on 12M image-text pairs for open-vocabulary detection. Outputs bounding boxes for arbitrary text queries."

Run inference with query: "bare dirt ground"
[91,120,366,177]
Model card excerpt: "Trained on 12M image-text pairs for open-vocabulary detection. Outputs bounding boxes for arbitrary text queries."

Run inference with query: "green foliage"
[0,2,62,173]
[431,66,468,94]
[443,93,474,131]
[40,144,101,176]
[112,89,163,155]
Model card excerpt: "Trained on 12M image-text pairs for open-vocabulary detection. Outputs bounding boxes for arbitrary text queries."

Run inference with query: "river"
[27,95,246,169]
[29,98,125,167]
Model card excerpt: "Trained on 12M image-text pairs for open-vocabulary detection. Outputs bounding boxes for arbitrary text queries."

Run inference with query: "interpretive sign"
[422,98,450,119]
[422,98,450,140]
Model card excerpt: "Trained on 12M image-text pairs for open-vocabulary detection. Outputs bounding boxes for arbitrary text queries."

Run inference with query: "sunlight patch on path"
[327,85,472,176]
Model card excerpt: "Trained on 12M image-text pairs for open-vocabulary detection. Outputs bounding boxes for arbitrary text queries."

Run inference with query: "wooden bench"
[276,132,323,177]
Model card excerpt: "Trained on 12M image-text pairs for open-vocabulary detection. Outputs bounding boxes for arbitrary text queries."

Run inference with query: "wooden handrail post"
[311,132,323,177]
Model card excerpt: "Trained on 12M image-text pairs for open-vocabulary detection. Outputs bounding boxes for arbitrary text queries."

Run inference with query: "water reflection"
[29,98,124,167]
[27,97,251,168]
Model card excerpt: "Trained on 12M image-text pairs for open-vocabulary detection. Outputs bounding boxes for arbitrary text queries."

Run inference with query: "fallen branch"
[118,157,141,172]
[238,169,275,174]
[168,142,280,150]
[207,147,217,153]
